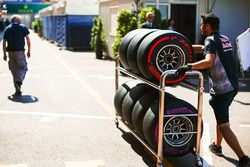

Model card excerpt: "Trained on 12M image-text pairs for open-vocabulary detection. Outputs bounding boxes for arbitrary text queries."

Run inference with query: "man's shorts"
[209,90,237,125]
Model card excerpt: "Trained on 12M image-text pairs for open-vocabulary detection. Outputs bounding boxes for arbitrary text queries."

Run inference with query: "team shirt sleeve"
[23,25,30,37]
[204,38,216,55]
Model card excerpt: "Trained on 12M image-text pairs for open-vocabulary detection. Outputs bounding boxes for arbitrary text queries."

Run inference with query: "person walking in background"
[177,13,250,167]
[2,15,31,96]
[141,12,158,29]
[167,18,175,31]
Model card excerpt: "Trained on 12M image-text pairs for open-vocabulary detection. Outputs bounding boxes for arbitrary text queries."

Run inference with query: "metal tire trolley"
[115,57,204,167]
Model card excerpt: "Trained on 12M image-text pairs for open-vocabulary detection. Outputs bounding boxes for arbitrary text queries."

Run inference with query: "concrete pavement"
[0,31,155,167]
[0,30,249,167]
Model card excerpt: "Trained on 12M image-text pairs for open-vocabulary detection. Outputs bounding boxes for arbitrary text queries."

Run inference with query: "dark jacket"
[141,22,159,29]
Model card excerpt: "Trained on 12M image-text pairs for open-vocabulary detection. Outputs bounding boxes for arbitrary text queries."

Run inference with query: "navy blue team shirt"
[204,32,238,94]
[3,23,30,51]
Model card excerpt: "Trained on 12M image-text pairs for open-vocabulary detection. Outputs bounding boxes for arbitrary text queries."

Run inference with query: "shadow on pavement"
[234,100,250,106]
[118,127,156,167]
[233,80,250,106]
[222,155,238,166]
[8,94,39,103]
[164,153,213,167]
[118,126,209,167]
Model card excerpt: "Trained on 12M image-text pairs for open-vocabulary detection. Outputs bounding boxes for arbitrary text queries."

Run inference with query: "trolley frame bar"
[115,57,204,167]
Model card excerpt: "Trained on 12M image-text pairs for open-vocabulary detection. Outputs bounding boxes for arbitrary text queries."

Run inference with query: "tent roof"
[65,0,98,15]
[39,0,99,16]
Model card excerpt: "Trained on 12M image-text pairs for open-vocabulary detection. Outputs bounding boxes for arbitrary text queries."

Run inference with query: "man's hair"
[201,13,220,31]
[146,12,154,18]
[11,15,21,24]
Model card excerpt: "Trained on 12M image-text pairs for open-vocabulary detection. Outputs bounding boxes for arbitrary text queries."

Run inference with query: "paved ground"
[0,31,249,167]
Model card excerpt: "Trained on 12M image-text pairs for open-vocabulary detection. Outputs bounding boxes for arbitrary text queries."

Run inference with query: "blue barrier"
[42,15,97,50]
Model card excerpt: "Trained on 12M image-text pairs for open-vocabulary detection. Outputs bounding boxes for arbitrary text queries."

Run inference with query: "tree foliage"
[112,9,137,58]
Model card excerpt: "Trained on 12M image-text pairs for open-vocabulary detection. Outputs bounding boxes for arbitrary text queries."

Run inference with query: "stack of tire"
[119,28,194,85]
[114,80,202,157]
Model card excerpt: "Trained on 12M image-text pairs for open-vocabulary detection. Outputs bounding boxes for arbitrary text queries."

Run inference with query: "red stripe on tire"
[147,37,170,63]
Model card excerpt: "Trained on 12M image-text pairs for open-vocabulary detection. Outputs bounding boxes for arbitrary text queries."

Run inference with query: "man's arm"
[190,53,215,70]
[176,39,216,76]
[176,53,215,76]
[25,35,31,58]
[2,39,7,61]
[192,44,204,54]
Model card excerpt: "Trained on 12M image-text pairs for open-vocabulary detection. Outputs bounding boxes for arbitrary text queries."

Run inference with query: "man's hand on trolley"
[176,64,192,77]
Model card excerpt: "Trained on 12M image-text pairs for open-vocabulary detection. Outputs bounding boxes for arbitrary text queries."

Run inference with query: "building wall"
[100,0,250,57]
[196,0,206,43]
[39,0,99,16]
[207,0,249,45]
[99,0,133,57]
[100,0,200,56]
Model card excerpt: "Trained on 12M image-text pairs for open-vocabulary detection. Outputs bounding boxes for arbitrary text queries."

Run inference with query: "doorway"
[171,4,196,44]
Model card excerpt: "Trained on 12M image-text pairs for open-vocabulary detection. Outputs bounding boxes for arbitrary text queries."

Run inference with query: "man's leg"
[218,123,245,159]
[210,92,249,166]
[208,125,224,156]
[215,125,223,146]
[14,81,22,95]
[8,52,21,95]
[12,51,27,96]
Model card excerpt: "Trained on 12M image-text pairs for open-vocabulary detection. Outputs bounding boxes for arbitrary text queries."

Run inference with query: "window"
[146,0,156,3]
[160,0,169,2]
[146,4,156,8]
[170,0,197,3]
[159,4,169,19]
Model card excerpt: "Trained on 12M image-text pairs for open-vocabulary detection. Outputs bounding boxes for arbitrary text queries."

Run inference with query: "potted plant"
[91,17,107,59]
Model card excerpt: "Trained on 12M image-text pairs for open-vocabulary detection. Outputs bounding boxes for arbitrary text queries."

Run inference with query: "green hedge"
[31,17,42,36]
[112,9,137,58]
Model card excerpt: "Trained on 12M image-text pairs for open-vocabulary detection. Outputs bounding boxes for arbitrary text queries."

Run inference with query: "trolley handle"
[157,70,204,167]
[159,70,204,88]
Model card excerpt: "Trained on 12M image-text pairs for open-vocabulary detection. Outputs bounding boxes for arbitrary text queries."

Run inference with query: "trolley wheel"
[157,163,164,167]
[196,157,203,167]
